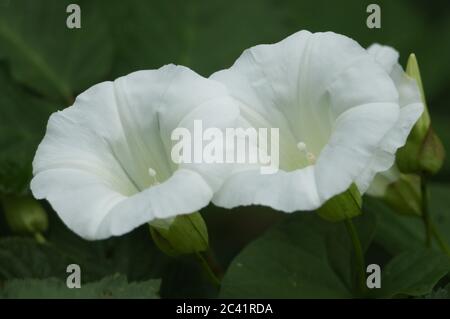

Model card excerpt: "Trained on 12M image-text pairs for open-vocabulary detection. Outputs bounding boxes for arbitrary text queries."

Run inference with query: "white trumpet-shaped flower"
[31,65,239,240]
[211,31,423,212]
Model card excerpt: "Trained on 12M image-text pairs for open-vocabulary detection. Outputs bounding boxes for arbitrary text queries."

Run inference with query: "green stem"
[344,219,367,296]
[419,175,450,257]
[430,221,450,257]
[195,251,222,288]
[420,175,432,247]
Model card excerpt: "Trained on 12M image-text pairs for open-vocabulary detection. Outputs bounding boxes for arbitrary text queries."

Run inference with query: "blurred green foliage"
[1,275,160,298]
[0,0,449,298]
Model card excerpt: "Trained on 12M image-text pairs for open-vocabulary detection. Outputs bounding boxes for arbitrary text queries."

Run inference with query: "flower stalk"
[344,218,367,296]
[420,175,432,247]
[420,176,450,257]
[195,250,223,287]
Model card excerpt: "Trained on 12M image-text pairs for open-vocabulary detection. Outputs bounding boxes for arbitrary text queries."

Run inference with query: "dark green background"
[0,0,449,298]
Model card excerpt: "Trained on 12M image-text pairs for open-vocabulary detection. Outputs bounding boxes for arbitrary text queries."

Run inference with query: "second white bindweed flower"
[211,31,423,213]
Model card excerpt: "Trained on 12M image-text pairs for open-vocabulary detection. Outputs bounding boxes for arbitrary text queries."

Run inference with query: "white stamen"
[148,167,159,186]
[297,142,307,152]
[148,168,157,177]
[307,152,316,164]
[297,141,316,165]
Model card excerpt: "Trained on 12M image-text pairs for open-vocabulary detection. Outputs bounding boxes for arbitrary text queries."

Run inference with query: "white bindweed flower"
[31,65,239,240]
[210,31,423,212]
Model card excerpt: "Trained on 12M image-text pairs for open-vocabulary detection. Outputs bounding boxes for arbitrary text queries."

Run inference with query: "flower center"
[148,167,160,186]
[296,141,316,166]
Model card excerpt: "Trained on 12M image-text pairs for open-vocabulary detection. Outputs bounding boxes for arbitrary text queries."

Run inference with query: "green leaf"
[45,213,170,282]
[0,66,58,195]
[428,184,450,245]
[0,237,72,280]
[0,0,113,102]
[367,183,450,255]
[0,275,160,299]
[160,256,219,298]
[421,283,450,299]
[105,230,170,282]
[0,232,167,289]
[377,249,450,298]
[219,212,375,298]
[365,197,424,254]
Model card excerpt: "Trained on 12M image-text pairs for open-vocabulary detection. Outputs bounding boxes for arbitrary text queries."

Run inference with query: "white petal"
[31,65,239,239]
[96,169,213,238]
[213,166,320,212]
[367,44,399,73]
[366,165,401,197]
[315,102,399,201]
[357,45,424,193]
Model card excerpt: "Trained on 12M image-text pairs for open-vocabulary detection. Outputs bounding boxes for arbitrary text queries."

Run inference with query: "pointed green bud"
[1,195,48,236]
[382,174,422,217]
[406,53,430,133]
[317,184,362,222]
[396,53,445,175]
[149,212,208,257]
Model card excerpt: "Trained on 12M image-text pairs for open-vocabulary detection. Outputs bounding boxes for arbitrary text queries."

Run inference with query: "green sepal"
[317,184,362,222]
[149,212,208,257]
[383,174,422,217]
[397,126,445,176]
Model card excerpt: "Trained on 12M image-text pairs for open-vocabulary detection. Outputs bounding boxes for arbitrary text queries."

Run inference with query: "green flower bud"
[406,54,430,136]
[317,184,362,222]
[149,212,208,257]
[396,54,445,175]
[1,195,48,237]
[382,174,422,217]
